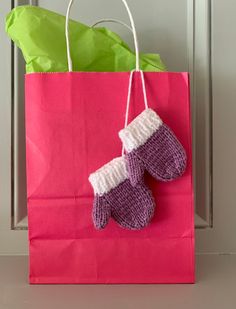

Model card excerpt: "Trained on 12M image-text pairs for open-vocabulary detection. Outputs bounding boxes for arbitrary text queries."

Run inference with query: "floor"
[0,254,236,309]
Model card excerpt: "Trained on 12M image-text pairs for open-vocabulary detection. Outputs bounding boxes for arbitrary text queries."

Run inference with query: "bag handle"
[65,0,140,72]
[91,18,149,148]
[91,18,132,32]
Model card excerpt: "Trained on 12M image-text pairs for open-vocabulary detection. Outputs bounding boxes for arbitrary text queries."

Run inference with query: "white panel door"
[0,0,235,255]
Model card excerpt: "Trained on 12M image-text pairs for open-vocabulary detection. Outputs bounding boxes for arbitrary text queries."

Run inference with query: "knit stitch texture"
[119,109,187,185]
[89,157,155,230]
[89,157,128,195]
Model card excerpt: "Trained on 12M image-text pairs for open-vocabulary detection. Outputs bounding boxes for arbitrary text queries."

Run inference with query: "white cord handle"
[65,0,140,72]
[91,18,132,32]
[121,70,149,156]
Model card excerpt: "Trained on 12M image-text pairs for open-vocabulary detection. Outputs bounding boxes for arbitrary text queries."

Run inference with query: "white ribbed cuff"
[89,157,128,196]
[119,108,163,152]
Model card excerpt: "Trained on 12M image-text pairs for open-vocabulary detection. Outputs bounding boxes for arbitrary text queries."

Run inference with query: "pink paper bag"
[25,71,194,284]
[25,0,195,284]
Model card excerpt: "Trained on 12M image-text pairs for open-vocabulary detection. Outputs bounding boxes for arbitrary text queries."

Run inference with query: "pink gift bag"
[25,0,195,284]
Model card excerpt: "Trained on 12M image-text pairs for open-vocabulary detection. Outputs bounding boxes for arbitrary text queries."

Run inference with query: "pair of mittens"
[89,157,155,230]
[119,108,187,186]
[89,108,187,230]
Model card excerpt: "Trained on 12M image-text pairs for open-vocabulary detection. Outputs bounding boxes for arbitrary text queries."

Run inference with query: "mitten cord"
[122,70,149,156]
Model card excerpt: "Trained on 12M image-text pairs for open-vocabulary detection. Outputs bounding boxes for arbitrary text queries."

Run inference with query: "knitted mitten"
[119,108,187,186]
[89,157,155,230]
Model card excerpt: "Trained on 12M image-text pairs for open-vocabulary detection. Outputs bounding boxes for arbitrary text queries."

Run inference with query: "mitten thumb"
[126,152,145,186]
[92,195,111,230]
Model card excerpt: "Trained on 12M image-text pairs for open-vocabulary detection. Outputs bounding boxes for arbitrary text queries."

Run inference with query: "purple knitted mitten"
[119,108,187,186]
[89,157,155,230]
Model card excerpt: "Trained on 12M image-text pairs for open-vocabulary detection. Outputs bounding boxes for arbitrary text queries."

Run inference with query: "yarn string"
[122,70,149,156]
